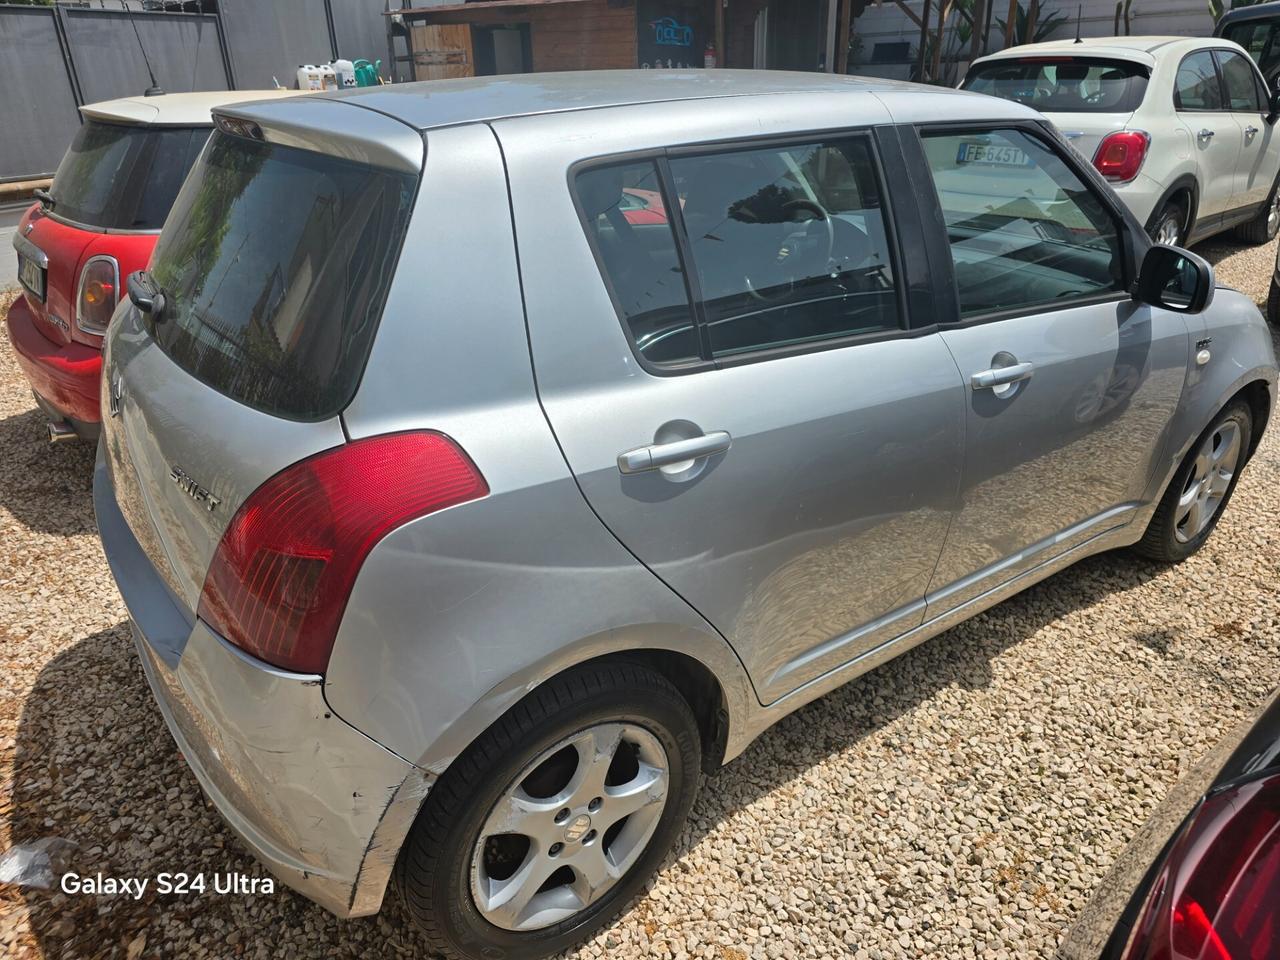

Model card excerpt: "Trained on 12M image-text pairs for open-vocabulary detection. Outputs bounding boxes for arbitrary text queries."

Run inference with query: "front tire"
[1232,180,1280,244]
[396,662,701,960]
[1133,400,1252,563]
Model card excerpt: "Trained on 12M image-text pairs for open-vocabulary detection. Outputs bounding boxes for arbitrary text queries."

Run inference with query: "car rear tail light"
[76,255,119,335]
[1093,130,1150,184]
[197,432,488,674]
[1121,773,1280,960]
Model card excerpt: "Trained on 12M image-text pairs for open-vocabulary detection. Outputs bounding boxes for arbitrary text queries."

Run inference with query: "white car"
[964,36,1280,247]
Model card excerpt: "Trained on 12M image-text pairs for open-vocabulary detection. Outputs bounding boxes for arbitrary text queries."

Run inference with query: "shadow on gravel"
[0,407,96,537]
[9,550,1165,958]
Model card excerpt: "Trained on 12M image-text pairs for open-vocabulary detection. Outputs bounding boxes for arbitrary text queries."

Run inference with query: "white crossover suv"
[965,36,1280,246]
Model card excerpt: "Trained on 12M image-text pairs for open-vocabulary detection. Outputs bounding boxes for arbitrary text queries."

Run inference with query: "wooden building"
[394,0,857,81]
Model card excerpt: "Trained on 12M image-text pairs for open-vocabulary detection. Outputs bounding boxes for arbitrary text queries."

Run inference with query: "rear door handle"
[618,431,732,474]
[971,361,1035,390]
[1198,128,1216,141]
[1246,124,1260,139]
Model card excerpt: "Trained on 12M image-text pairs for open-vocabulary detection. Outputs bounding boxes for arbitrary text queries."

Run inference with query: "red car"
[7,90,297,441]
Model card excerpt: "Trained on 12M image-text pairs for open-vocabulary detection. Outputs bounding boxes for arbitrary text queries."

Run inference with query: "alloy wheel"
[469,723,669,932]
[1155,212,1181,246]
[1269,193,1280,235]
[1175,421,1242,543]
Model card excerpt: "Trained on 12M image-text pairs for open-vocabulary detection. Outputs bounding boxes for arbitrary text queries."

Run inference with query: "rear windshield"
[963,57,1150,113]
[148,131,417,422]
[51,120,209,230]
[1222,20,1280,82]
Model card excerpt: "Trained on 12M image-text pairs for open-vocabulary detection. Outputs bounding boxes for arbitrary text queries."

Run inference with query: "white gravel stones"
[1,236,1278,960]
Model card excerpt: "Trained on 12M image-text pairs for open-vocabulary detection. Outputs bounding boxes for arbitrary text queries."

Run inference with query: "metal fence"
[0,1,391,182]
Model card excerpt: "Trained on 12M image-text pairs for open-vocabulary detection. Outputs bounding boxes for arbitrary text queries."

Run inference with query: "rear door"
[1216,48,1280,211]
[101,116,418,612]
[502,110,967,704]
[1175,48,1242,221]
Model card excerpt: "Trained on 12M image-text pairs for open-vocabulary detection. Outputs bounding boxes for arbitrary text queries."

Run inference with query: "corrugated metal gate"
[0,1,390,182]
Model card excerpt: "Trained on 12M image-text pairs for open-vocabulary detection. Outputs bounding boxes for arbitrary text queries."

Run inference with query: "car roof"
[275,69,1027,132]
[972,35,1225,70]
[1218,0,1280,27]
[80,88,304,127]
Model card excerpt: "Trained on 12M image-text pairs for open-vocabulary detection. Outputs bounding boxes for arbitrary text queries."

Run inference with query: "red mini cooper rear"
[6,91,296,441]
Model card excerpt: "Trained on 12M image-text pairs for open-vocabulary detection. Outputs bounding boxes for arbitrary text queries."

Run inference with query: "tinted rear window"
[51,120,209,230]
[148,131,416,421]
[963,58,1149,112]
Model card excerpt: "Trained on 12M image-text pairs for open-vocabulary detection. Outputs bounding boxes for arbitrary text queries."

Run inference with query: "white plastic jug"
[333,59,357,88]
[318,64,338,91]
[296,64,323,91]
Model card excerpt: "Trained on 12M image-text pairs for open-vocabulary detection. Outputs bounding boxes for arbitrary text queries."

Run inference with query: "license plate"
[956,142,1032,167]
[18,254,45,301]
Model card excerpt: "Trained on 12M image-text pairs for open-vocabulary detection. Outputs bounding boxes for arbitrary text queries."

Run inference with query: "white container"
[318,64,338,91]
[333,59,356,88]
[296,64,323,91]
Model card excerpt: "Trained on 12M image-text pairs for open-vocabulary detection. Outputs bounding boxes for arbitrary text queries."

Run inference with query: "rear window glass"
[51,121,209,230]
[148,131,416,421]
[963,58,1149,112]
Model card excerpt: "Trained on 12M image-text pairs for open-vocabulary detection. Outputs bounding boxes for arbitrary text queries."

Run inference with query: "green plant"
[997,1,1068,44]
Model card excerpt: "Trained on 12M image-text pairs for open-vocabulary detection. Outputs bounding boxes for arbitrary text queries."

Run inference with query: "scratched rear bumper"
[95,448,431,917]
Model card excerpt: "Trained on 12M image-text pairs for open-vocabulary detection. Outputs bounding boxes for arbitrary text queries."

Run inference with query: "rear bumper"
[5,293,101,425]
[93,447,432,918]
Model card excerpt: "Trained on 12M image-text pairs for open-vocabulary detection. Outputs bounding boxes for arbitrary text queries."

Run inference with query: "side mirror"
[1134,244,1214,314]
[126,270,166,319]
[1268,89,1280,124]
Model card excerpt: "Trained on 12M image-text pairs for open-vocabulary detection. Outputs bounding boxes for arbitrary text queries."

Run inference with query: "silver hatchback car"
[95,71,1276,959]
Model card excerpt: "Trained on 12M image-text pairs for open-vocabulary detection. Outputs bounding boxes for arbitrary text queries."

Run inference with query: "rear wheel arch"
[1146,176,1199,240]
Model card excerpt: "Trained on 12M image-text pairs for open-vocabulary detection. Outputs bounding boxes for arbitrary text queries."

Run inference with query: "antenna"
[125,2,165,96]
[1075,4,1083,43]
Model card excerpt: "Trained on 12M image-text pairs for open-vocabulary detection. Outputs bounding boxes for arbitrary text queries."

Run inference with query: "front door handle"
[1246,124,1261,140]
[971,361,1034,390]
[618,431,732,474]
[1198,128,1216,142]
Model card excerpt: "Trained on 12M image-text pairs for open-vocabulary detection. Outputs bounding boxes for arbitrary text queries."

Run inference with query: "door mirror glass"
[1134,244,1214,313]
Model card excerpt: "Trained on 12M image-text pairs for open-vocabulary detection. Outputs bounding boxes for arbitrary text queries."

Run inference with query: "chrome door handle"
[1246,124,1261,138]
[971,361,1035,390]
[1198,128,1216,141]
[617,431,732,474]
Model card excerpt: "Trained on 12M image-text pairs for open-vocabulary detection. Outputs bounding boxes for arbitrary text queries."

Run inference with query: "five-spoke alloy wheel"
[397,662,701,960]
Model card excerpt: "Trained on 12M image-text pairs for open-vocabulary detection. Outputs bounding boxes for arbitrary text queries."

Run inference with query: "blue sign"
[650,16,693,47]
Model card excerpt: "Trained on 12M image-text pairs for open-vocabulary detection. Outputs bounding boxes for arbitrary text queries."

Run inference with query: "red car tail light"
[1093,130,1150,184]
[1122,773,1280,960]
[76,255,119,335]
[197,432,488,674]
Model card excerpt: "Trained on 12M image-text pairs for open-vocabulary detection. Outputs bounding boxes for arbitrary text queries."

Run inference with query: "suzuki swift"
[94,71,1277,960]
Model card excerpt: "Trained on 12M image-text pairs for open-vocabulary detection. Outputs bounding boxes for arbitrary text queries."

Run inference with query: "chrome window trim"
[76,254,120,336]
[12,231,49,268]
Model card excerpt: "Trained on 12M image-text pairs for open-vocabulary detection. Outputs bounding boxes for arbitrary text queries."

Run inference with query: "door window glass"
[668,136,900,358]
[1176,51,1225,110]
[1221,20,1280,81]
[920,128,1124,318]
[1219,50,1265,111]
[576,161,699,366]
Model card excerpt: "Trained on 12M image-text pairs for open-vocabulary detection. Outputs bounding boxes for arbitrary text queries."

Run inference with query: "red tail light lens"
[1122,773,1280,960]
[76,255,119,335]
[197,432,488,674]
[1093,130,1150,184]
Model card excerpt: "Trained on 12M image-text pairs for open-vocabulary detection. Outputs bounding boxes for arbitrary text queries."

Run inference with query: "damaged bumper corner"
[95,451,433,917]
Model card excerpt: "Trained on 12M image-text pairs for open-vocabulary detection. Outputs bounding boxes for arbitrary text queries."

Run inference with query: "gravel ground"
[1,237,1278,960]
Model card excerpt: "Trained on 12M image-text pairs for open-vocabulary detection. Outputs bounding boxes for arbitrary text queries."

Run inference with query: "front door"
[1216,47,1280,211]
[504,122,966,703]
[1175,48,1243,221]
[912,125,1189,614]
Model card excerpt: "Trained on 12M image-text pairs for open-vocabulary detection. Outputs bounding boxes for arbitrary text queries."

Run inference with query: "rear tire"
[396,662,701,960]
[1133,400,1252,564]
[1148,198,1187,247]
[1231,179,1280,244]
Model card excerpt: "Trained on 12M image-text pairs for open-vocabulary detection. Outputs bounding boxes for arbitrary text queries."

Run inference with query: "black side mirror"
[1134,244,1214,314]
[1268,89,1280,124]
[127,270,166,319]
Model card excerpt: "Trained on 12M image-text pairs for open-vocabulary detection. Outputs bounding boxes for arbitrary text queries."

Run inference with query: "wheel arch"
[1144,173,1199,237]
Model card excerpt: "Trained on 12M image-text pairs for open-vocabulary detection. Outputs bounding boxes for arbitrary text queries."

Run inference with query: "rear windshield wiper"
[33,187,55,210]
[127,270,167,321]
